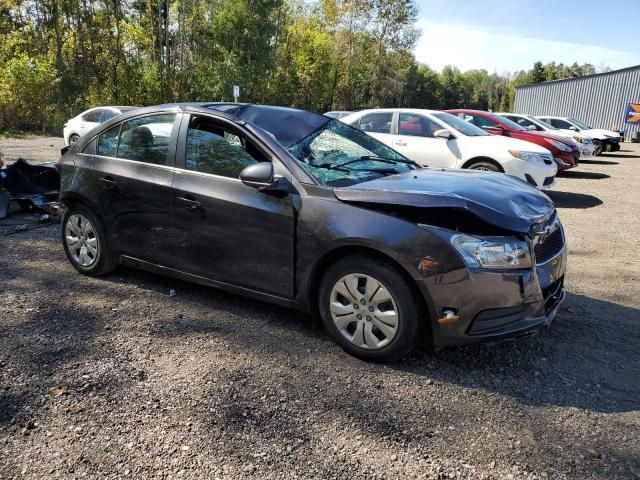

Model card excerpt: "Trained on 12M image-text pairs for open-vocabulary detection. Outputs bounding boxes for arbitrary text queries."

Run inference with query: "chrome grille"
[535,227,564,264]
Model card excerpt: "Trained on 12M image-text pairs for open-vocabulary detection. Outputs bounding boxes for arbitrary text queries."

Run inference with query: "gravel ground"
[0,137,638,480]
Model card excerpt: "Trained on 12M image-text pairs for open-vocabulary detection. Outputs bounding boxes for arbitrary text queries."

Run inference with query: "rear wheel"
[319,255,422,361]
[467,160,501,172]
[61,204,118,276]
[68,134,80,145]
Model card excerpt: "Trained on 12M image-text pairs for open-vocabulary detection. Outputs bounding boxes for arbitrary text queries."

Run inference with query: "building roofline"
[515,64,640,90]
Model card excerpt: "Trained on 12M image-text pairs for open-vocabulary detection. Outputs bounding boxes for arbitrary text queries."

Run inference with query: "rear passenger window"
[185,116,265,178]
[82,109,103,123]
[117,114,176,166]
[96,124,120,157]
[358,112,393,134]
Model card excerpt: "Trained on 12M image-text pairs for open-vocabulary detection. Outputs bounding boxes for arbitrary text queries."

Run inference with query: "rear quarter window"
[96,124,120,157]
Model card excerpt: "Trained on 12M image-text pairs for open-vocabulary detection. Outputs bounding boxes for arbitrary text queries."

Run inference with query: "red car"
[445,109,579,171]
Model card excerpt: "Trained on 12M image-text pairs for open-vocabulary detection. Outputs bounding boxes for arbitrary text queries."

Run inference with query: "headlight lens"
[508,150,551,164]
[451,234,533,269]
[543,138,572,152]
[572,135,584,144]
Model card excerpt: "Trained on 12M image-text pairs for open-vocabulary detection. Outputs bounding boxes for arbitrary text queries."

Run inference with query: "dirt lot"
[0,137,638,480]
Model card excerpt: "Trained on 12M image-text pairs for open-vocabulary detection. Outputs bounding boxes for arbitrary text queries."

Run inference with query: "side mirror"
[433,129,452,140]
[240,162,288,192]
[569,125,578,131]
[526,125,537,131]
[483,125,504,132]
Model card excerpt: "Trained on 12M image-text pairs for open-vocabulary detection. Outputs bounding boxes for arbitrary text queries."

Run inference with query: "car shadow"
[394,292,640,415]
[546,190,603,208]
[578,159,619,165]
[123,255,640,415]
[557,171,610,180]
[600,153,638,159]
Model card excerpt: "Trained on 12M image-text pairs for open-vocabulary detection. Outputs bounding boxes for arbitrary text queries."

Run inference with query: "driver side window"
[464,114,497,130]
[185,116,266,178]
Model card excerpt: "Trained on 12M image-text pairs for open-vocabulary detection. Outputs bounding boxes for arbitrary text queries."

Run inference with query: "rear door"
[170,113,295,298]
[81,112,180,262]
[391,112,456,168]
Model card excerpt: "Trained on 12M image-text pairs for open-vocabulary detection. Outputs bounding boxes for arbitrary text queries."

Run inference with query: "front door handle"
[394,140,407,147]
[99,176,117,189]
[176,196,201,210]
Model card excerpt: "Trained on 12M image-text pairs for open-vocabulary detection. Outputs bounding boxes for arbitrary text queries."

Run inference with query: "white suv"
[341,109,557,190]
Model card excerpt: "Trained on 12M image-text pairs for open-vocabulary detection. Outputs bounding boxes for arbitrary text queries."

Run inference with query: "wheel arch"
[305,244,433,340]
[461,156,504,172]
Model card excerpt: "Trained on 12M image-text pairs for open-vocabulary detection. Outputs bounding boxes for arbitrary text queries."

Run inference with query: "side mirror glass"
[433,129,452,140]
[240,162,287,192]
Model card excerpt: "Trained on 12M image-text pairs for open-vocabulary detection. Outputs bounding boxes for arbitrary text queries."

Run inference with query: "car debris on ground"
[0,158,60,220]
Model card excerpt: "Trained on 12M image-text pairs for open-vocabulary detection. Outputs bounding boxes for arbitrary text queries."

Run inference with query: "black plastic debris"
[0,158,60,219]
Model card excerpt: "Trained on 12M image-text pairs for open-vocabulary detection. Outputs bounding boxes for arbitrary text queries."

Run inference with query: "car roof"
[352,108,440,115]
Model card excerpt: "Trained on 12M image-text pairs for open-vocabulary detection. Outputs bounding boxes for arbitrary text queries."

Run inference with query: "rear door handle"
[99,176,117,189]
[176,196,201,210]
[394,140,407,147]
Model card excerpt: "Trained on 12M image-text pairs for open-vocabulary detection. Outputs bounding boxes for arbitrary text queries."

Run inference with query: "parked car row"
[57,102,569,361]
[340,109,559,190]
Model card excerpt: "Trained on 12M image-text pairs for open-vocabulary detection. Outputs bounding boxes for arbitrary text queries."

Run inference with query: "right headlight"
[572,135,585,144]
[451,234,533,269]
[508,150,551,164]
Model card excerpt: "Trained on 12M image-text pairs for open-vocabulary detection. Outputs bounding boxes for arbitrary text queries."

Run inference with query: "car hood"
[583,128,620,139]
[529,131,577,147]
[470,134,552,154]
[334,169,555,234]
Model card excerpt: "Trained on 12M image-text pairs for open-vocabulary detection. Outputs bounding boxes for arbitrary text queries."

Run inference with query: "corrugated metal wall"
[514,66,640,142]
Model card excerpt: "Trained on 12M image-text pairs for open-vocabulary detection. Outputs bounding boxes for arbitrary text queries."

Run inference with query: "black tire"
[318,254,423,362]
[593,140,603,156]
[466,160,501,172]
[61,204,118,276]
[68,134,80,145]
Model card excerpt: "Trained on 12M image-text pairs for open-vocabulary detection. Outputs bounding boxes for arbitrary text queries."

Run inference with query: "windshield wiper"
[359,155,418,167]
[315,155,416,170]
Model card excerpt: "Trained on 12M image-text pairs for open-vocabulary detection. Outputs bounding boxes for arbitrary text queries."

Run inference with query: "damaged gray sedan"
[57,103,566,361]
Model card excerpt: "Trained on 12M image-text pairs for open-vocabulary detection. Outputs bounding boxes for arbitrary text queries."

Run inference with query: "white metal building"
[514,65,640,142]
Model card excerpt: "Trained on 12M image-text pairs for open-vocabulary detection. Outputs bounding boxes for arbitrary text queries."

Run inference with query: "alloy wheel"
[329,273,399,349]
[65,214,99,267]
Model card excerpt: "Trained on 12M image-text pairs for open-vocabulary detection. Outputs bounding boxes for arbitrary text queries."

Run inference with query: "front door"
[170,113,295,298]
[391,112,457,168]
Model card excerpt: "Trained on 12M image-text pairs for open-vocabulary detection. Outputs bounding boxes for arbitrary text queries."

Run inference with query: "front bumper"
[423,246,567,347]
[555,151,579,171]
[602,138,621,152]
[503,157,557,190]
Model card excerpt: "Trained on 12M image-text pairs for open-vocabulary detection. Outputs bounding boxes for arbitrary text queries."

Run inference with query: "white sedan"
[535,116,622,155]
[341,109,558,190]
[63,106,137,146]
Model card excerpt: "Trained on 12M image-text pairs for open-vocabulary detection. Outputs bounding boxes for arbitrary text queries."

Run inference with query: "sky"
[413,0,640,74]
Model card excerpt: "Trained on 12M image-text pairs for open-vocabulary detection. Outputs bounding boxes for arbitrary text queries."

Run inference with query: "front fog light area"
[451,234,532,269]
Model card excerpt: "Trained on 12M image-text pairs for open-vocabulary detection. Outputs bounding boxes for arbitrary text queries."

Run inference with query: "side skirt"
[119,255,296,310]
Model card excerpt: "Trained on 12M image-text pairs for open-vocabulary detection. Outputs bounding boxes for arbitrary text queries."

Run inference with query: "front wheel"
[319,255,422,362]
[61,204,118,276]
[593,140,603,156]
[467,160,501,172]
